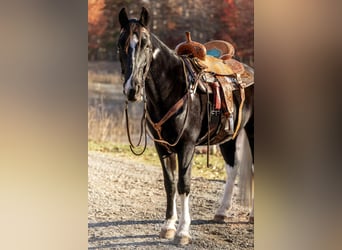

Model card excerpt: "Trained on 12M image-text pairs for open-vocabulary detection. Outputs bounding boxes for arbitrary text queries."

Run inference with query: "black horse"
[118,7,254,245]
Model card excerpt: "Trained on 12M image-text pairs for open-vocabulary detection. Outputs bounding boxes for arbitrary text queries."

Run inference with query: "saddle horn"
[175,32,207,60]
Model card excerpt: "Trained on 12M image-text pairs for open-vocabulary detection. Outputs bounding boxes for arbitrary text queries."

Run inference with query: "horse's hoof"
[249,216,254,224]
[213,214,228,223]
[159,228,176,239]
[174,235,192,245]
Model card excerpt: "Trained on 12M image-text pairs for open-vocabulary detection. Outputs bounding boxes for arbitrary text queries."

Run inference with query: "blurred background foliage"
[88,0,253,65]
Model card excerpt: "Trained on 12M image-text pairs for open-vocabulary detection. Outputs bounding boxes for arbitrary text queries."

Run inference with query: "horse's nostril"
[127,89,136,101]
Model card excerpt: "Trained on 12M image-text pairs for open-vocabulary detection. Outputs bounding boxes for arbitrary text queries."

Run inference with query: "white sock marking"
[216,163,238,216]
[250,163,254,217]
[177,194,191,238]
[162,194,177,231]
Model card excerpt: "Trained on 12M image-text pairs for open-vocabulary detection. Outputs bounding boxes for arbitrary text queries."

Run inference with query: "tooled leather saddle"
[175,32,254,138]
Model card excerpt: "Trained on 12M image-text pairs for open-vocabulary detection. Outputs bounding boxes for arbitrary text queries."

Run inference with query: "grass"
[88,61,122,84]
[88,106,126,142]
[88,140,226,181]
[88,71,121,84]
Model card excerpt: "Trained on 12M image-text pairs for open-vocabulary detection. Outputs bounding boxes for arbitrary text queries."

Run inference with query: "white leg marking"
[176,194,191,238]
[216,129,250,217]
[152,48,160,59]
[124,34,139,95]
[216,163,238,216]
[162,194,177,231]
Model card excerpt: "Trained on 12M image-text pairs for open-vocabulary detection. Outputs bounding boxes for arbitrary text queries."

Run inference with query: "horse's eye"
[140,33,148,47]
[140,39,147,47]
[117,42,123,50]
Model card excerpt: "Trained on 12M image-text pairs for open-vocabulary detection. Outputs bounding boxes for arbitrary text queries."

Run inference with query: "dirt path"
[88,151,254,249]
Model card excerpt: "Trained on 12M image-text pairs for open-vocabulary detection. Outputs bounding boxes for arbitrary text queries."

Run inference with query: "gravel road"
[88,151,254,249]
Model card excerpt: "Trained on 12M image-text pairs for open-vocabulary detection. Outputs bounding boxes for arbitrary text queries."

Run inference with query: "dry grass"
[88,97,147,144]
[88,106,125,142]
[88,61,122,84]
[88,71,121,84]
[88,61,126,142]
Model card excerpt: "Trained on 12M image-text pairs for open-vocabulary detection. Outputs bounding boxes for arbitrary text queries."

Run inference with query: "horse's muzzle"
[126,88,137,101]
[125,84,143,102]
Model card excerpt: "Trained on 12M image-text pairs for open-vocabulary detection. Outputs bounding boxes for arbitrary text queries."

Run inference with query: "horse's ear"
[139,7,149,27]
[119,8,129,28]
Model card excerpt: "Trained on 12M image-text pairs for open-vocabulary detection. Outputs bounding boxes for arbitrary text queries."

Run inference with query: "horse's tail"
[235,128,253,209]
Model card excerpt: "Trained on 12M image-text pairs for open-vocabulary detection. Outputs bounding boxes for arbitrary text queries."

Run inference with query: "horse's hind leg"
[214,139,238,222]
[249,173,254,223]
[245,115,254,223]
[156,147,178,239]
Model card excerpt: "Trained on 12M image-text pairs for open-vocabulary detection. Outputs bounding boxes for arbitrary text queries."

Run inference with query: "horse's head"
[118,7,152,102]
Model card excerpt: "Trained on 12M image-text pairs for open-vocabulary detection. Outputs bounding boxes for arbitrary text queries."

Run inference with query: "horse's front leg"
[175,144,195,245]
[156,147,178,239]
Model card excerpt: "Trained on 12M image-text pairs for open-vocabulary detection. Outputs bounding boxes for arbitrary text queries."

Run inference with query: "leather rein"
[125,58,191,155]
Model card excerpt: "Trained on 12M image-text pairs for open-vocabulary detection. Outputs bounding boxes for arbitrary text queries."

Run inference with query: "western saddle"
[175,32,254,137]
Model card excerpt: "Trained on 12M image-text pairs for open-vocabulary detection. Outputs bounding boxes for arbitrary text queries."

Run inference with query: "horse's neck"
[146,35,186,111]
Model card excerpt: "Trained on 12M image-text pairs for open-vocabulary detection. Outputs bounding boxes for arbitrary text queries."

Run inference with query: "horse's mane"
[150,33,178,57]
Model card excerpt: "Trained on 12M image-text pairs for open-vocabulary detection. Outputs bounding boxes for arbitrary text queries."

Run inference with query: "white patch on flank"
[124,34,139,95]
[176,194,191,238]
[216,163,238,216]
[152,48,160,59]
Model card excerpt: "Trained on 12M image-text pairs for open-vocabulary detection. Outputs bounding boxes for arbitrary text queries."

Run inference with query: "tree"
[218,0,254,63]
[88,0,254,64]
[88,0,107,60]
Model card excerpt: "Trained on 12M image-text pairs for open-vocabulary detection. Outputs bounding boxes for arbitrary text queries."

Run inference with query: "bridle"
[119,23,152,97]
[120,24,151,155]
[123,30,191,154]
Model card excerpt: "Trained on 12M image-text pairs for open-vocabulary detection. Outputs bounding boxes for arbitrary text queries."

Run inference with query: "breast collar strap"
[146,92,189,147]
[145,57,191,148]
